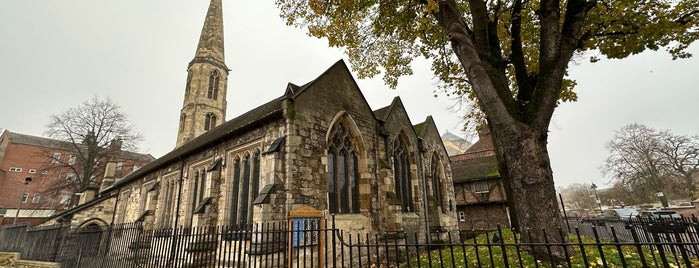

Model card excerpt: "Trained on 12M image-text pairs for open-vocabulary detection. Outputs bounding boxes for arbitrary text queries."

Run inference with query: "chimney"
[476,124,491,140]
[109,139,123,152]
[99,161,117,192]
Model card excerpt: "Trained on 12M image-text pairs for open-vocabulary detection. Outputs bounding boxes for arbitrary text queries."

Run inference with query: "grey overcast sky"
[1,1,697,188]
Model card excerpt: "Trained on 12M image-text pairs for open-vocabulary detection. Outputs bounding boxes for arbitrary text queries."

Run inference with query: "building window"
[68,155,76,165]
[159,178,177,229]
[327,122,360,214]
[41,170,48,175]
[474,181,489,194]
[430,154,445,213]
[116,162,123,171]
[28,169,37,174]
[458,211,466,222]
[229,151,261,224]
[66,173,76,181]
[393,136,414,213]
[204,113,217,131]
[32,193,41,203]
[21,193,29,203]
[207,70,219,100]
[9,167,22,172]
[52,153,61,163]
[191,169,207,212]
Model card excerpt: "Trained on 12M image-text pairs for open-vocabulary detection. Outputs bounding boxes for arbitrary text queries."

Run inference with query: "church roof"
[108,95,285,190]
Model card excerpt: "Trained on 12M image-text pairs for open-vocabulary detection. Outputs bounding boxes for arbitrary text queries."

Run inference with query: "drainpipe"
[418,138,430,244]
[169,160,186,265]
[173,160,186,229]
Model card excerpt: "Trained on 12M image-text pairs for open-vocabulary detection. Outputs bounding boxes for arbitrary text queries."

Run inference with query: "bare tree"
[41,97,143,205]
[559,183,597,214]
[603,124,699,206]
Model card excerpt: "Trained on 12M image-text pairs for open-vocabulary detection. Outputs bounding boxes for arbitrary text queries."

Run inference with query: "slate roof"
[107,95,285,191]
[451,155,499,182]
[3,131,153,162]
[450,129,499,182]
[5,131,74,151]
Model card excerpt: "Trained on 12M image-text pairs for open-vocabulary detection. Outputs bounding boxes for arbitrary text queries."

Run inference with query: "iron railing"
[2,215,699,267]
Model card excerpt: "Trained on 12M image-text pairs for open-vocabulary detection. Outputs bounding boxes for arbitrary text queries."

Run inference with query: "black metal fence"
[2,216,699,267]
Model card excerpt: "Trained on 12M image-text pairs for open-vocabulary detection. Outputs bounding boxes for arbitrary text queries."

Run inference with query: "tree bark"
[492,123,568,260]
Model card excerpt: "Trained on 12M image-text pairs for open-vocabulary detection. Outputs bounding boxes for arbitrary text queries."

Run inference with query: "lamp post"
[590,183,602,211]
[13,177,32,224]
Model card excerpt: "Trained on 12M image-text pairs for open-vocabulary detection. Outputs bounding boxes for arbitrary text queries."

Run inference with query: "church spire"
[193,0,226,67]
[176,0,229,147]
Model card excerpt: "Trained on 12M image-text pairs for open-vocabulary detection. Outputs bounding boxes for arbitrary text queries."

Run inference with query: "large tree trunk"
[434,0,577,261]
[491,123,567,259]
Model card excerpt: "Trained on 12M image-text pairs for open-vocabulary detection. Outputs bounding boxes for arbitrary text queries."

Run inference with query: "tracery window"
[393,136,414,213]
[204,113,217,131]
[327,122,359,214]
[229,151,261,224]
[207,70,219,100]
[431,153,445,213]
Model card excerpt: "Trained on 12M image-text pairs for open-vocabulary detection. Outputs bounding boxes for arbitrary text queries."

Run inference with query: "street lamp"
[590,183,602,211]
[13,177,32,224]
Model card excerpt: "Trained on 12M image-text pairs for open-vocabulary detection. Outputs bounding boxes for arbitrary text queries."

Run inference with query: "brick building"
[450,127,511,232]
[44,0,457,265]
[0,130,153,226]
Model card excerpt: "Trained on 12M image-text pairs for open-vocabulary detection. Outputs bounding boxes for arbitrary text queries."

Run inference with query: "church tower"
[176,0,228,147]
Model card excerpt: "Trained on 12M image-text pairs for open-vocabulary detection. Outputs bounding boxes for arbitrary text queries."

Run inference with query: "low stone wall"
[0,252,60,268]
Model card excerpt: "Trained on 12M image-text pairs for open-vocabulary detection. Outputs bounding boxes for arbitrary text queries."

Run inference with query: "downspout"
[169,159,186,265]
[109,189,120,226]
[418,138,431,244]
[173,160,186,229]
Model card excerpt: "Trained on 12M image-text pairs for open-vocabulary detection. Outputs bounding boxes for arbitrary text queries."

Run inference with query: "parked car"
[580,213,606,226]
[602,208,639,223]
[638,210,687,233]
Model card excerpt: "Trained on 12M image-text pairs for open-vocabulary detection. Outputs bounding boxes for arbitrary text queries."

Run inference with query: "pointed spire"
[193,0,225,65]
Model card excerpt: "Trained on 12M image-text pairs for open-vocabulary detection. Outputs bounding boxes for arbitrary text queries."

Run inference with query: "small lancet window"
[204,113,217,131]
[207,70,219,100]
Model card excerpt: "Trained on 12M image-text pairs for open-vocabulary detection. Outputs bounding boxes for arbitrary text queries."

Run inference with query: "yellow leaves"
[308,0,327,15]
[425,0,439,14]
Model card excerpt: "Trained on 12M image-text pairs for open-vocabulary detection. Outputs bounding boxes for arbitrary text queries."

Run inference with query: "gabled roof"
[373,97,401,122]
[109,62,364,191]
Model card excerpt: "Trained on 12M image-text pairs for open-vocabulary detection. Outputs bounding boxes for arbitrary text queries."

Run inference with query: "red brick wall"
[0,142,61,210]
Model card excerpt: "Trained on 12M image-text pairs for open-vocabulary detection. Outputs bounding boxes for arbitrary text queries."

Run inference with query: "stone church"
[47,0,457,245]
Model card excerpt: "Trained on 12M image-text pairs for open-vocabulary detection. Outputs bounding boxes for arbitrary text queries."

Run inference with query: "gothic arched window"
[229,151,261,225]
[327,122,359,214]
[431,153,445,213]
[207,70,219,100]
[204,113,217,131]
[393,136,414,213]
